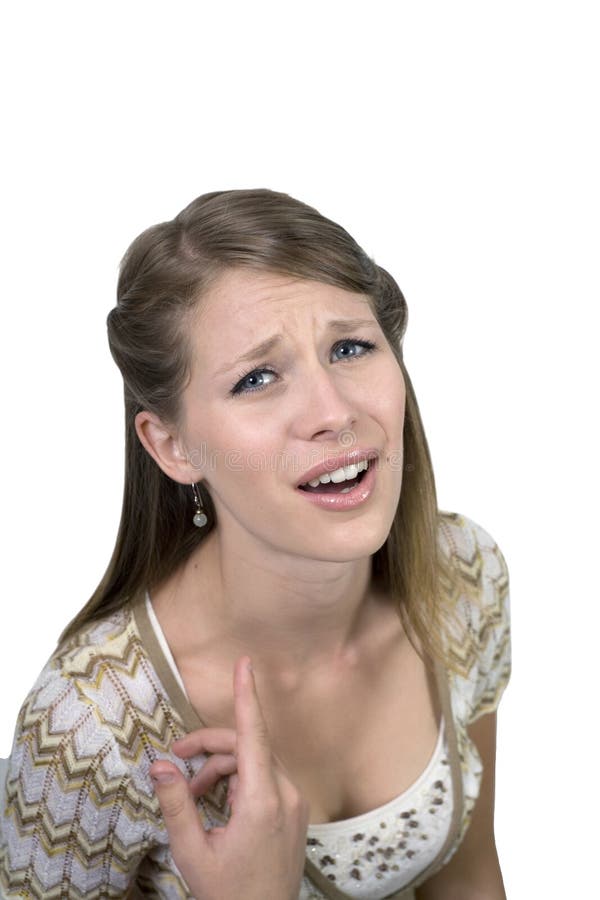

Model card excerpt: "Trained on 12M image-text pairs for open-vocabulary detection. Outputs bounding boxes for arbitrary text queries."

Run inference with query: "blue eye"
[233,368,278,395]
[229,338,377,397]
[332,339,376,361]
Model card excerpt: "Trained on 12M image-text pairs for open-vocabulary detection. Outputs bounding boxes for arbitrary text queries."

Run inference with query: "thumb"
[150,761,208,866]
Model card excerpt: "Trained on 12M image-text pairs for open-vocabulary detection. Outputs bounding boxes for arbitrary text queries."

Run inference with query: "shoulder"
[4,605,166,807]
[438,509,510,585]
[9,603,189,792]
[0,603,201,895]
[437,510,512,724]
[438,510,510,626]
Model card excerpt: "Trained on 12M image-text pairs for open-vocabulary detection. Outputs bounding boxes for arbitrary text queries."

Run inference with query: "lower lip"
[295,461,377,510]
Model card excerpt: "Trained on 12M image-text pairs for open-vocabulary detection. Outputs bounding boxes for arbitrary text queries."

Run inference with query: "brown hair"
[58,189,465,669]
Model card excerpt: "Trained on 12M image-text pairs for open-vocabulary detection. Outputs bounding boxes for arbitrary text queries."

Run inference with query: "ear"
[134,410,200,486]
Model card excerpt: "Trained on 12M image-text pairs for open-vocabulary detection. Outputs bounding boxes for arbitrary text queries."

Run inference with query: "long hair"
[58,189,465,669]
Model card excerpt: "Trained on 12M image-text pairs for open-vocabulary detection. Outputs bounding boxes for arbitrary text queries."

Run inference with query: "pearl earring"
[191,482,208,527]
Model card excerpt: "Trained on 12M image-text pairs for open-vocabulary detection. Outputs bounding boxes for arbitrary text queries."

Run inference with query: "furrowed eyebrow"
[216,318,377,376]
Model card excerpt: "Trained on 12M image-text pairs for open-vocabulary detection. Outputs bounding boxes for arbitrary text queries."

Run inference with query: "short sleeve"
[440,512,512,726]
[465,518,511,724]
[0,663,155,898]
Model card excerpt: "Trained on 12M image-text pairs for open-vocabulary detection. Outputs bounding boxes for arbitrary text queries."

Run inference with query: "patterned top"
[0,511,511,899]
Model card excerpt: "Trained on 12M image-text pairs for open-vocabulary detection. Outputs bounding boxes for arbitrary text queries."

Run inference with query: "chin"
[294,525,391,563]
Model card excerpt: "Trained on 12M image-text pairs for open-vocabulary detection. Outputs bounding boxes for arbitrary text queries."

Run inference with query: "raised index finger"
[233,656,274,789]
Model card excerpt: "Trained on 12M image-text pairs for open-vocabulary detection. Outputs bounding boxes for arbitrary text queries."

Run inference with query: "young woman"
[0,189,511,899]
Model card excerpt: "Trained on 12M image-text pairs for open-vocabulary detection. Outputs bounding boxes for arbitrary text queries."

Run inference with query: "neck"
[156,526,389,683]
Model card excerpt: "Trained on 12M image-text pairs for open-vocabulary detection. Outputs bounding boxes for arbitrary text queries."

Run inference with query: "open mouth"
[297,462,370,494]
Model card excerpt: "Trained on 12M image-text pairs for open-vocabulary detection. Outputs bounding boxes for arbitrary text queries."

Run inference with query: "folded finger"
[172,728,237,758]
[189,753,238,797]
[226,772,239,806]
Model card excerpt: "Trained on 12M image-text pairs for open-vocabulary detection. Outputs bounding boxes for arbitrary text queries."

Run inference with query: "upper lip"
[295,448,379,487]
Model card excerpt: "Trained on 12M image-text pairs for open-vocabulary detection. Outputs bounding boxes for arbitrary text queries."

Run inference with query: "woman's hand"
[149,656,309,900]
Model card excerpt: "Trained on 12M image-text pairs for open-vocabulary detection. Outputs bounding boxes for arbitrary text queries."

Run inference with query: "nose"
[291,360,360,442]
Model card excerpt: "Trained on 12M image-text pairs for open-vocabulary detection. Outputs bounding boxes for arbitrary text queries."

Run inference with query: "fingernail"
[151,772,176,785]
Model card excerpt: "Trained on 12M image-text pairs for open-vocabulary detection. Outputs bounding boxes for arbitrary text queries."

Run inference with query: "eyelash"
[229,338,378,397]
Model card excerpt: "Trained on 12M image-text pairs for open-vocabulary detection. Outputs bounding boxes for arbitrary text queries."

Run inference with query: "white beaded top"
[301,721,452,898]
[145,594,453,899]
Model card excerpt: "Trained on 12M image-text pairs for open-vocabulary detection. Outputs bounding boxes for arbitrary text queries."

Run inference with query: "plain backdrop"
[1,1,598,896]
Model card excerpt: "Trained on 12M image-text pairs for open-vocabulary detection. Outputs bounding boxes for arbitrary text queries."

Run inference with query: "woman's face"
[178,268,406,563]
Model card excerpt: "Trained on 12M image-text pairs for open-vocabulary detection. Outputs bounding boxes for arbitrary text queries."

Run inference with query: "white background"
[1,1,598,896]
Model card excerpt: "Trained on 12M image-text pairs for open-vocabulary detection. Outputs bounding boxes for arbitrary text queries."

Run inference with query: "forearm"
[415,885,506,900]
[416,885,506,900]
[415,847,507,900]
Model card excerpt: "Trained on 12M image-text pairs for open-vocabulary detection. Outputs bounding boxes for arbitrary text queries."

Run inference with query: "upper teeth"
[303,459,369,488]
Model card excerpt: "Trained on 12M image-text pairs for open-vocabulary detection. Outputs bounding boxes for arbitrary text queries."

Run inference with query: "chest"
[184,636,441,826]
[274,647,441,825]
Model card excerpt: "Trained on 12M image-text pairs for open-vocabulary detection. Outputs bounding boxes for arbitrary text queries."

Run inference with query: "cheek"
[208,427,281,489]
[198,408,274,456]
[373,365,406,420]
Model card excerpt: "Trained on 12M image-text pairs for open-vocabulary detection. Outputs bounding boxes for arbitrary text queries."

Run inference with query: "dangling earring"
[191,482,208,527]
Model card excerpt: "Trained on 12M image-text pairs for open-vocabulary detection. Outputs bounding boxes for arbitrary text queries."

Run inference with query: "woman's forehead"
[187,269,377,382]
[195,268,374,326]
